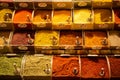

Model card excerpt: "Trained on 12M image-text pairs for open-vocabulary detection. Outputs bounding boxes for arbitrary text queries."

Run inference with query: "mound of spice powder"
[0,9,13,21]
[52,56,80,80]
[23,55,52,80]
[108,57,120,79]
[59,31,82,45]
[81,57,110,80]
[13,10,32,23]
[10,31,34,45]
[114,9,120,23]
[94,9,112,23]
[85,31,108,48]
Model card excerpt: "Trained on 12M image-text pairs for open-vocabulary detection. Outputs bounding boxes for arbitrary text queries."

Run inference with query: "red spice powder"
[114,9,120,23]
[52,56,80,80]
[108,57,120,78]
[59,31,82,45]
[13,10,32,23]
[81,57,109,80]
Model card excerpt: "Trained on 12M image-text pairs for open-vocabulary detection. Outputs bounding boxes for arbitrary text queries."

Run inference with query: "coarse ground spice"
[10,31,34,45]
[59,31,82,45]
[0,31,10,45]
[52,56,80,80]
[74,9,92,23]
[33,10,51,22]
[85,31,108,48]
[0,9,13,21]
[108,57,120,79]
[108,31,120,46]
[81,57,109,80]
[23,55,52,80]
[52,10,72,23]
[34,30,59,46]
[13,10,32,23]
[114,9,120,23]
[94,9,112,23]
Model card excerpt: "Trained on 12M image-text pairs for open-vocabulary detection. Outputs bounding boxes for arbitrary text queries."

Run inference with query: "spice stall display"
[22,55,52,80]
[52,10,72,30]
[52,56,80,80]
[81,57,110,80]
[0,9,13,30]
[73,8,93,30]
[0,56,22,80]
[33,10,52,30]
[10,31,35,53]
[0,31,11,53]
[0,0,14,9]
[13,10,32,30]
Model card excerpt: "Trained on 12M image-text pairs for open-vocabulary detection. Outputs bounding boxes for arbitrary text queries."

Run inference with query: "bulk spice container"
[52,10,72,30]
[0,0,14,9]
[0,9,14,30]
[33,0,52,9]
[73,8,93,30]
[0,31,12,53]
[13,9,33,30]
[14,0,33,9]
[34,30,59,54]
[9,31,35,53]
[0,55,23,80]
[33,10,52,30]
[21,55,52,80]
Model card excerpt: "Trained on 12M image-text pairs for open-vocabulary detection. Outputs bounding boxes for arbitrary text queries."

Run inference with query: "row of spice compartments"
[0,0,120,9]
[0,55,120,80]
[1,8,120,30]
[1,30,120,53]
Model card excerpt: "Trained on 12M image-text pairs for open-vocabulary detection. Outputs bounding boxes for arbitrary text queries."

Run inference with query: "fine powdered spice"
[0,56,22,75]
[52,56,80,80]
[10,31,34,45]
[13,10,32,23]
[0,9,13,21]
[85,31,108,48]
[0,31,10,45]
[59,31,82,45]
[35,30,59,46]
[23,55,52,80]
[108,57,120,78]
[114,9,120,23]
[108,31,120,46]
[74,9,92,23]
[94,9,112,23]
[81,57,109,79]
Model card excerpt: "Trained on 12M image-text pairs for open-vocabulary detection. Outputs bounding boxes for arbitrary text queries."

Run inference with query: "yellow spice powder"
[52,10,72,23]
[0,9,13,21]
[74,9,92,23]
[35,31,59,46]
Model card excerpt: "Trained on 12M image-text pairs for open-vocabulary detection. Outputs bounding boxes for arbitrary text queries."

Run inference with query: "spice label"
[38,3,47,7]
[37,23,46,28]
[0,23,7,27]
[18,23,27,28]
[18,46,28,50]
[78,1,87,7]
[57,3,66,8]
[0,2,9,7]
[19,2,28,8]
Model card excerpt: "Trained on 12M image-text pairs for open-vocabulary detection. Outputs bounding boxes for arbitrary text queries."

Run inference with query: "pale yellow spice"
[0,9,13,21]
[74,9,92,23]
[0,32,10,45]
[35,30,59,46]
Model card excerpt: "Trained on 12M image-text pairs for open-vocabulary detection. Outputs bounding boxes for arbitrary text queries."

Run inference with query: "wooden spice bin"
[52,0,73,9]
[72,8,94,30]
[32,10,52,30]
[33,0,52,9]
[13,9,33,30]
[73,0,92,9]
[94,9,114,30]
[9,31,35,53]
[52,10,72,30]
[0,8,14,30]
